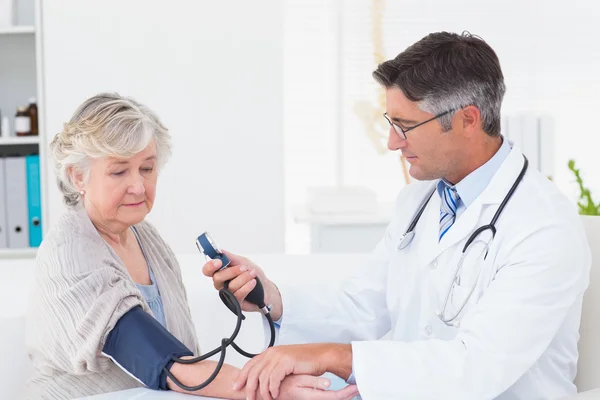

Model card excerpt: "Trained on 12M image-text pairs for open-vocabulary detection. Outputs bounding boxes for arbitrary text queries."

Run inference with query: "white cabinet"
[0,0,47,258]
[293,203,392,253]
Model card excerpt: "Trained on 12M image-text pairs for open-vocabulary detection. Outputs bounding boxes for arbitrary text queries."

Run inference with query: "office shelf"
[0,26,35,35]
[0,248,37,259]
[0,136,40,146]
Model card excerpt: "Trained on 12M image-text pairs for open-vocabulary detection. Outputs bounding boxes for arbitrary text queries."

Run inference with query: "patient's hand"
[202,250,283,320]
[276,375,358,400]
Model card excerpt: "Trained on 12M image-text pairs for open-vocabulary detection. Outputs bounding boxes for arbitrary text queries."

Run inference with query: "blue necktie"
[439,185,460,241]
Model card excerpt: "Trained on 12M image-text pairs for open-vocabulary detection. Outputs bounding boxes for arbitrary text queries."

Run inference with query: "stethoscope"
[397,155,529,327]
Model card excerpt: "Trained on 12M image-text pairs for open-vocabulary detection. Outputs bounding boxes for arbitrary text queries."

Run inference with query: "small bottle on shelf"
[15,106,31,136]
[28,97,38,136]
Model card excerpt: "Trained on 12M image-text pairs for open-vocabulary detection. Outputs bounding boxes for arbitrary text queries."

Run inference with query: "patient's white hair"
[50,92,172,207]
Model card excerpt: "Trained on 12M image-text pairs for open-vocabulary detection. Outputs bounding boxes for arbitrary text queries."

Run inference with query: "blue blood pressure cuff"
[102,306,194,390]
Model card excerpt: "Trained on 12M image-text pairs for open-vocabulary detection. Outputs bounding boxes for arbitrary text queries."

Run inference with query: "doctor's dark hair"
[373,31,505,137]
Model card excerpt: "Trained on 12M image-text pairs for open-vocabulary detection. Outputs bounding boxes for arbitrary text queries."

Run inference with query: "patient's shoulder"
[36,208,117,276]
[41,206,100,246]
[133,219,179,263]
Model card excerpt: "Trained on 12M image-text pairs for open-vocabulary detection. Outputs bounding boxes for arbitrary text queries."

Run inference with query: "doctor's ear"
[459,105,481,137]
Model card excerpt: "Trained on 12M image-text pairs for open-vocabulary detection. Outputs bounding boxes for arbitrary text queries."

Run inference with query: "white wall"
[40,0,285,254]
[370,0,600,204]
[283,0,600,255]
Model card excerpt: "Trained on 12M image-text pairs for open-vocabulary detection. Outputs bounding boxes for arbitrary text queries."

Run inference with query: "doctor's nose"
[388,127,408,151]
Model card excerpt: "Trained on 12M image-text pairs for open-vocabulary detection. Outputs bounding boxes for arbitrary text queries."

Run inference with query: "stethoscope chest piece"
[397,231,415,250]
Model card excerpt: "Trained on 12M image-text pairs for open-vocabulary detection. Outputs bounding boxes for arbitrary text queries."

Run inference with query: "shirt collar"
[437,136,511,208]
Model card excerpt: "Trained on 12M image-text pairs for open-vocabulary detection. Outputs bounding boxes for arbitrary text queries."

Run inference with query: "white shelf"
[0,26,35,35]
[0,248,37,259]
[0,136,39,145]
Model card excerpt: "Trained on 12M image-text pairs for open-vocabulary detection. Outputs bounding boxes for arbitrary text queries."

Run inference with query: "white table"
[77,388,219,399]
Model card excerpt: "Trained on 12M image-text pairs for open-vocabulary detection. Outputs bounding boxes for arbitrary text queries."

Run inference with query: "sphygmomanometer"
[102,232,276,392]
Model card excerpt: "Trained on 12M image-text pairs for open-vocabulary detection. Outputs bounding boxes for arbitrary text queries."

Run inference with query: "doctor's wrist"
[266,280,283,321]
[322,343,353,381]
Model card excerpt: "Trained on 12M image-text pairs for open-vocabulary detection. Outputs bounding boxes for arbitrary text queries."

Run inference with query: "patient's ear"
[68,166,86,192]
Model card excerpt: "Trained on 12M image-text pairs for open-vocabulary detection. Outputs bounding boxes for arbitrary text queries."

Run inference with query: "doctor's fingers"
[222,249,258,269]
[260,366,276,400]
[201,259,222,278]
[210,266,252,290]
[329,384,359,400]
[281,376,357,400]
[234,277,259,308]
[226,268,258,293]
[243,357,274,400]
[259,360,289,400]
[268,365,291,399]
[245,363,266,400]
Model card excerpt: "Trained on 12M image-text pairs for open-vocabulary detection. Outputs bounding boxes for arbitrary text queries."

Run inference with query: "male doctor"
[203,31,591,400]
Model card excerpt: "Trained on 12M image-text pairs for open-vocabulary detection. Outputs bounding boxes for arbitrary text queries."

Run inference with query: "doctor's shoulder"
[511,168,583,228]
[495,168,590,261]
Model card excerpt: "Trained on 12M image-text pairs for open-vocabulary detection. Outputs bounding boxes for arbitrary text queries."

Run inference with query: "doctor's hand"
[201,250,283,320]
[233,344,353,400]
[275,375,358,400]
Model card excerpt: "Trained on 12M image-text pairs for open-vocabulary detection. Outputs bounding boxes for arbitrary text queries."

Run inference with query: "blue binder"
[26,154,42,247]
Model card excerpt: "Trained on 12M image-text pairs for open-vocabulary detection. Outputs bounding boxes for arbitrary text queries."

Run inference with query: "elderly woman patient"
[23,93,354,400]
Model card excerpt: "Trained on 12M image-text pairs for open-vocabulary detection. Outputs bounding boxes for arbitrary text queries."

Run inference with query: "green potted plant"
[568,160,600,394]
[568,160,600,216]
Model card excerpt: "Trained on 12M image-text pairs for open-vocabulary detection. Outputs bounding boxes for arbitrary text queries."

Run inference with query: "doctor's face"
[385,88,464,183]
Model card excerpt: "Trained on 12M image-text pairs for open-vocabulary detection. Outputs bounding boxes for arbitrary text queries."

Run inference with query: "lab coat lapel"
[416,196,483,267]
[415,188,442,266]
[415,146,526,266]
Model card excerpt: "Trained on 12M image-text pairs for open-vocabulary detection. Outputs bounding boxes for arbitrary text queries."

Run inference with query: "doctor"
[204,31,591,400]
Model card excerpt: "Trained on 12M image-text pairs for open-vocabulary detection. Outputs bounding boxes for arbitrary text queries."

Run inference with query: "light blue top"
[131,226,167,329]
[436,136,511,217]
[347,136,512,387]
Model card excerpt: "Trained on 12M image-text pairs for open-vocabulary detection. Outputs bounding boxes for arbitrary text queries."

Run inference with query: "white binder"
[0,158,7,248]
[5,157,29,248]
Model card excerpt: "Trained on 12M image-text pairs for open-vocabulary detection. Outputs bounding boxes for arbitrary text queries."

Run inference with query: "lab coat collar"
[416,144,526,266]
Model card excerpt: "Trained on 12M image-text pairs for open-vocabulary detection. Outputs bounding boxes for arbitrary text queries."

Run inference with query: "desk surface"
[78,388,220,399]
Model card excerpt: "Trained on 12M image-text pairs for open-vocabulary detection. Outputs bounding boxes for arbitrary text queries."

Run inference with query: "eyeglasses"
[383,109,455,140]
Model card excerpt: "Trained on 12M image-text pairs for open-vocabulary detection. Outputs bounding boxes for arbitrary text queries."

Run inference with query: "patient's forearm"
[167,359,247,399]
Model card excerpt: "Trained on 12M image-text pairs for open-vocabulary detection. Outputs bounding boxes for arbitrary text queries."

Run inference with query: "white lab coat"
[276,147,591,400]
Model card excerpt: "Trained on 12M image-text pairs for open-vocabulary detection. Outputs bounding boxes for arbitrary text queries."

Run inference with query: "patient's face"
[83,141,158,229]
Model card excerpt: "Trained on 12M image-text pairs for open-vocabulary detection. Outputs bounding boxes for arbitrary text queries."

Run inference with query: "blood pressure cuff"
[102,306,194,390]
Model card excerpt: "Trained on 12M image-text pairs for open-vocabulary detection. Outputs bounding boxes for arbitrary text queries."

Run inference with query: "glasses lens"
[394,125,405,138]
[384,114,406,139]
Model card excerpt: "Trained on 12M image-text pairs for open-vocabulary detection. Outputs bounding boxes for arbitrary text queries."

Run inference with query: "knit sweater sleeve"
[26,235,149,374]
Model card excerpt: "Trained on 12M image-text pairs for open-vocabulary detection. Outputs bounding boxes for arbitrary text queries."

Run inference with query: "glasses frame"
[384,109,455,139]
